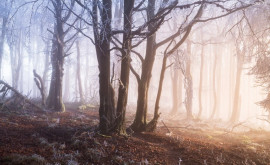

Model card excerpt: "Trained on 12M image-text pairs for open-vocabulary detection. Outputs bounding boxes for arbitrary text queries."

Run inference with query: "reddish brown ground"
[0,106,269,165]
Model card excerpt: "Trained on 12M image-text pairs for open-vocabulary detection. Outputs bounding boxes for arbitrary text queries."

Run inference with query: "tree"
[73,0,119,134]
[198,42,205,118]
[115,0,135,134]
[210,45,222,119]
[0,0,12,78]
[170,54,182,115]
[130,0,179,132]
[42,37,51,99]
[6,26,21,90]
[46,0,77,112]
[210,46,217,119]
[147,4,204,131]
[131,0,161,132]
[184,39,193,119]
[75,40,84,103]
[230,35,245,123]
[91,0,116,134]
[63,57,71,102]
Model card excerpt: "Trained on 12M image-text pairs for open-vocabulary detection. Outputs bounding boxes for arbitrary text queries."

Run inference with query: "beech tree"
[115,0,135,134]
[0,0,12,78]
[130,0,185,132]
[75,40,84,103]
[46,0,77,112]
[7,29,23,90]
[169,54,182,115]
[74,0,116,134]
[198,41,205,118]
[230,33,246,123]
[210,45,222,119]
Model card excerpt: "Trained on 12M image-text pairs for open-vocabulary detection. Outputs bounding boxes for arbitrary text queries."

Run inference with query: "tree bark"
[147,54,168,131]
[115,0,134,134]
[228,45,235,120]
[198,45,204,118]
[63,59,70,102]
[46,1,66,112]
[76,40,84,103]
[178,67,183,111]
[210,49,217,119]
[46,32,65,112]
[170,63,179,115]
[216,48,222,119]
[112,0,123,90]
[131,0,156,132]
[92,0,116,134]
[230,52,243,123]
[8,30,22,90]
[0,17,7,78]
[42,39,50,99]
[185,40,193,119]
[84,45,90,102]
[19,54,24,93]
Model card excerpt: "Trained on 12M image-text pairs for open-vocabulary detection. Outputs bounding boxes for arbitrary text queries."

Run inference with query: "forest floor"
[0,105,270,165]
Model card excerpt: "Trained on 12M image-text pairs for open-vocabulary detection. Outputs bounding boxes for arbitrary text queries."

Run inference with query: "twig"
[215,121,248,137]
[257,118,270,124]
[161,120,171,133]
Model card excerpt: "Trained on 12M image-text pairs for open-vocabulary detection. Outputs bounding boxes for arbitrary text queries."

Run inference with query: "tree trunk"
[131,0,156,132]
[75,68,78,102]
[19,54,24,93]
[32,37,39,98]
[9,45,16,87]
[63,60,70,102]
[230,54,243,123]
[9,30,22,90]
[228,45,235,120]
[46,32,65,112]
[216,49,222,119]
[210,49,217,119]
[42,39,50,99]
[170,64,179,115]
[84,45,90,102]
[178,68,183,111]
[46,1,65,112]
[112,0,123,90]
[76,40,84,103]
[198,45,204,118]
[0,17,7,78]
[115,0,134,134]
[146,54,168,132]
[185,40,193,119]
[92,0,115,134]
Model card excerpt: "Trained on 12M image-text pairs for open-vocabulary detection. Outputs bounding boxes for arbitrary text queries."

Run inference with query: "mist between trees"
[0,0,269,134]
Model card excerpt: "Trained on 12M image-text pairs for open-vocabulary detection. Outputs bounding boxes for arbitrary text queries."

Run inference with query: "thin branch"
[131,50,144,63]
[130,64,141,83]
